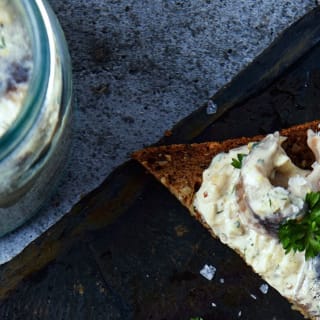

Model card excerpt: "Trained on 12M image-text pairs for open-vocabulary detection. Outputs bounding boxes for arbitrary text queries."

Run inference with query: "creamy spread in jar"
[0,1,33,136]
[193,130,320,317]
[0,0,72,237]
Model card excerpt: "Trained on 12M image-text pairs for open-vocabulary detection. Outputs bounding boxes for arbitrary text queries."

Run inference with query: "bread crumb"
[73,283,85,295]
[174,224,189,237]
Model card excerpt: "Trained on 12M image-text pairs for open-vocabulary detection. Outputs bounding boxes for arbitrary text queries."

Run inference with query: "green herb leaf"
[306,192,320,209]
[0,23,5,49]
[0,35,5,49]
[0,36,6,49]
[278,191,320,260]
[231,153,247,169]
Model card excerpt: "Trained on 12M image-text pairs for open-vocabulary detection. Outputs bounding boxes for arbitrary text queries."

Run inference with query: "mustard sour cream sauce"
[194,129,320,317]
[0,1,33,137]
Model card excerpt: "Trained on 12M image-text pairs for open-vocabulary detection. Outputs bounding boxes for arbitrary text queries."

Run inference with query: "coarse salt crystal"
[211,302,217,307]
[259,283,269,294]
[250,293,257,300]
[206,99,218,115]
[238,310,242,317]
[200,264,216,281]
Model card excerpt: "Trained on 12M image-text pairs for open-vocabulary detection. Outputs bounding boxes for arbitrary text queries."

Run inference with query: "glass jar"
[0,0,72,236]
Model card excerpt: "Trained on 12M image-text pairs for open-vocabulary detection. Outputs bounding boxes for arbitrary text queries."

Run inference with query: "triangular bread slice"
[132,120,320,319]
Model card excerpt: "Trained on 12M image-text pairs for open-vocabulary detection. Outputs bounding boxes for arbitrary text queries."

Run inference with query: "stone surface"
[0,0,317,263]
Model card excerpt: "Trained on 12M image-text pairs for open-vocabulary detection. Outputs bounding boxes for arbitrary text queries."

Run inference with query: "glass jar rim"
[0,0,50,159]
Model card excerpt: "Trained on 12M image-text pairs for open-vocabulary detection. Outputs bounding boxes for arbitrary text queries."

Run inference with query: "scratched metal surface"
[1,8,320,320]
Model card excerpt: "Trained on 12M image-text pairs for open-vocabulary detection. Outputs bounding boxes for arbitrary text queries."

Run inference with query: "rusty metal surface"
[1,7,320,320]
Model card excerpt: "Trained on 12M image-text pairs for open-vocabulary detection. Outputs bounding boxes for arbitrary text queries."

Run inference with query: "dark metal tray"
[1,7,320,320]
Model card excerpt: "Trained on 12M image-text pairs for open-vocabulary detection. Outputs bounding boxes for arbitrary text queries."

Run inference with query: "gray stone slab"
[0,0,317,263]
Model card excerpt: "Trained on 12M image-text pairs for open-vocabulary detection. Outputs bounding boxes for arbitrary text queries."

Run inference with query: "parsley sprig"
[278,192,320,260]
[231,153,247,169]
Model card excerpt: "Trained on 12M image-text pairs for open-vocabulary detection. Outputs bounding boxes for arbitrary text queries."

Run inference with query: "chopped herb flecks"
[231,153,247,169]
[0,23,5,49]
[0,35,5,49]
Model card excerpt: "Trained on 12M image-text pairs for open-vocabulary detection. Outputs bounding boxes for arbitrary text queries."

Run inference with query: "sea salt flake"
[206,99,218,115]
[250,293,257,300]
[211,302,217,307]
[259,283,269,294]
[200,264,216,280]
[238,310,242,317]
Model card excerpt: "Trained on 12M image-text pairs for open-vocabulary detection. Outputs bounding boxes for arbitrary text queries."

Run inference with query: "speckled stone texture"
[0,0,317,263]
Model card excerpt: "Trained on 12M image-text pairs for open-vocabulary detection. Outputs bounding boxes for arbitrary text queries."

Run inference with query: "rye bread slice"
[132,120,319,213]
[133,120,320,319]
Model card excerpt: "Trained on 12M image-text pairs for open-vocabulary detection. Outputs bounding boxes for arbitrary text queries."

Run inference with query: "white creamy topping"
[0,1,33,136]
[194,130,320,317]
